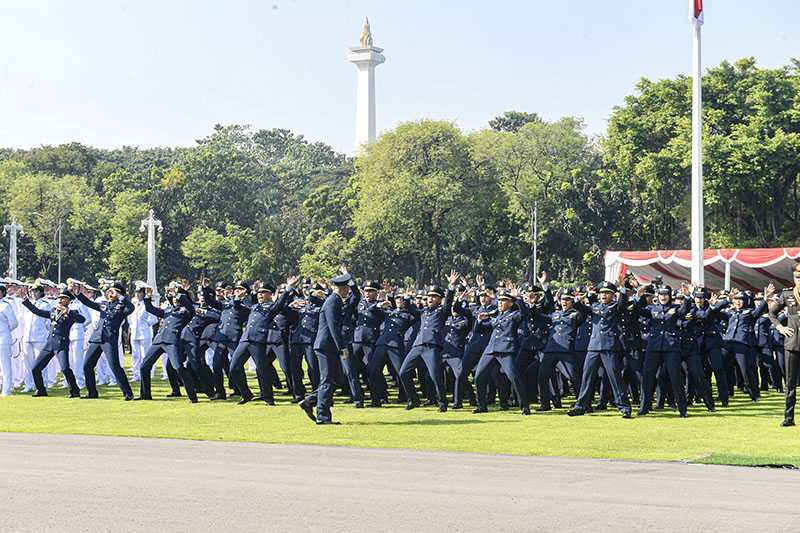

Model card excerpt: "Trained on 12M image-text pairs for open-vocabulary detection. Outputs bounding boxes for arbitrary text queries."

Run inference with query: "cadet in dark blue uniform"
[754,295,781,392]
[399,270,460,412]
[366,291,420,406]
[207,281,252,400]
[352,281,385,406]
[721,286,773,402]
[677,292,716,412]
[261,283,297,399]
[180,281,219,396]
[767,264,800,426]
[228,277,298,405]
[338,270,362,406]
[473,287,531,415]
[635,285,691,417]
[442,299,470,408]
[22,289,85,397]
[288,283,325,398]
[457,283,496,407]
[137,286,199,403]
[75,282,135,400]
[568,280,632,418]
[688,287,731,406]
[299,273,353,424]
[537,288,587,411]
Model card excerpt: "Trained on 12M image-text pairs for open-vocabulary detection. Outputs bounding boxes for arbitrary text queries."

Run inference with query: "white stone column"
[348,18,385,151]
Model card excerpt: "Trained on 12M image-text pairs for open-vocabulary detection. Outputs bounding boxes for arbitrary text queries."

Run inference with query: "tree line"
[1,57,799,287]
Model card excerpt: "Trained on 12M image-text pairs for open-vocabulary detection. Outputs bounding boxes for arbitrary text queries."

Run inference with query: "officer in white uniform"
[65,279,92,389]
[21,281,51,392]
[128,283,157,381]
[0,281,19,396]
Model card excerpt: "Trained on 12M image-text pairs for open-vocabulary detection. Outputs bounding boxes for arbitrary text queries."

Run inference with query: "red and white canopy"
[604,248,800,291]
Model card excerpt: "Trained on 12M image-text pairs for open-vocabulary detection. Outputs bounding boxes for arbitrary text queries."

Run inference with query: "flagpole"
[690,13,704,286]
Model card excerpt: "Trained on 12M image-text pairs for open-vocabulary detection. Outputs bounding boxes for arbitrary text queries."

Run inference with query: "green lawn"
[0,372,797,467]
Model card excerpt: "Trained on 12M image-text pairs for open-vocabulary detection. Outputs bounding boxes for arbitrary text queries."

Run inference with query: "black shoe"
[343,398,354,404]
[552,398,562,409]
[264,399,276,406]
[637,408,649,416]
[781,418,795,427]
[499,403,510,411]
[299,401,316,422]
[721,399,729,407]
[189,397,199,404]
[405,401,420,411]
[354,401,364,409]
[316,420,341,425]
[621,410,632,419]
[209,393,227,401]
[291,397,303,404]
[166,392,182,398]
[452,403,463,409]
[536,405,552,412]
[424,399,436,407]
[133,396,152,401]
[69,391,81,398]
[585,405,594,413]
[82,393,99,399]
[123,393,134,401]
[438,404,447,413]
[472,406,488,414]
[594,403,608,411]
[252,395,265,402]
[32,390,48,397]
[237,396,253,405]
[521,406,531,415]
[567,408,585,417]
[679,412,688,418]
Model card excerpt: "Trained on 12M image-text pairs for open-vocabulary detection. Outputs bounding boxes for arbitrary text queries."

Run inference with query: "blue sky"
[0,0,797,154]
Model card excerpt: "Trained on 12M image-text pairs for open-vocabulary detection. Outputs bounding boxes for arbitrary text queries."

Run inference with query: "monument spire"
[349,16,385,151]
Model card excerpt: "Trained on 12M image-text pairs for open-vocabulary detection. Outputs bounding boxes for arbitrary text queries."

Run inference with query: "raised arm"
[22,299,52,319]
[76,292,102,312]
[142,297,166,319]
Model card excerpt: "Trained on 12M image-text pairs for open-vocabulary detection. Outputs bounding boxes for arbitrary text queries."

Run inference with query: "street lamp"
[514,192,538,281]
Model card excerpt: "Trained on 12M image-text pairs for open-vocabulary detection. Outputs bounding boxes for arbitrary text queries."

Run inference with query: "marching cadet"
[721,285,773,402]
[537,288,587,411]
[754,295,782,392]
[21,288,85,397]
[688,287,731,406]
[338,267,362,406]
[180,279,219,397]
[0,282,19,396]
[64,280,91,390]
[441,293,470,408]
[299,272,354,424]
[128,283,158,382]
[262,283,297,400]
[769,262,800,426]
[769,297,786,393]
[73,281,135,400]
[288,283,326,395]
[473,285,531,415]
[352,281,386,406]
[207,281,251,400]
[634,284,692,417]
[398,271,460,412]
[568,277,633,418]
[456,278,497,407]
[228,277,298,405]
[367,289,420,406]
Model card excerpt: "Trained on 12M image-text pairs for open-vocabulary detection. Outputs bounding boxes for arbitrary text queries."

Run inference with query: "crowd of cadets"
[0,264,798,427]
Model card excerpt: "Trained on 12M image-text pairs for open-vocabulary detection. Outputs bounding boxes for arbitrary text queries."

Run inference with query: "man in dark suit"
[299,273,354,424]
[22,289,85,397]
[74,281,135,400]
[207,281,251,400]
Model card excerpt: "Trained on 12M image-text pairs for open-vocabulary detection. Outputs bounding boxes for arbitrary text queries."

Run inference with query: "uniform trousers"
[0,343,14,395]
[83,341,132,397]
[140,342,197,401]
[302,348,338,423]
[539,351,582,408]
[229,341,270,401]
[575,350,630,414]
[399,345,445,407]
[641,350,686,415]
[784,349,800,421]
[367,344,405,404]
[32,343,79,395]
[475,352,528,410]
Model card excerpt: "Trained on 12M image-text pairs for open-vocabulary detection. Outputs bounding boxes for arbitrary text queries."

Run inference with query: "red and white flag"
[691,0,704,26]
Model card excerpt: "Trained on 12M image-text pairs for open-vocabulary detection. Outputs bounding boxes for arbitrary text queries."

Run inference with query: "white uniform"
[9,295,25,387]
[0,297,19,396]
[65,299,92,388]
[128,297,157,381]
[21,297,51,391]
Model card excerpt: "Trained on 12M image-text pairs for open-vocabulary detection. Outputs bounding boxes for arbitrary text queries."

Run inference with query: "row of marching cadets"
[0,263,797,427]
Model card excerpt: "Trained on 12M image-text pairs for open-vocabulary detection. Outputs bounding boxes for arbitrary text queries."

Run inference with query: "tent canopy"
[604,248,800,292]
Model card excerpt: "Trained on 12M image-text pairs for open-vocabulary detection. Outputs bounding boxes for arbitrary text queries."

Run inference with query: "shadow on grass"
[346,418,518,427]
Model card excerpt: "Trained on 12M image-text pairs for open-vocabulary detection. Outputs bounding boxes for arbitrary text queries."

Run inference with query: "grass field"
[0,372,798,468]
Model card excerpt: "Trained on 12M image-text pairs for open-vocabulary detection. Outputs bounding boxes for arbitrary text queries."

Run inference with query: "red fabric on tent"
[604,248,800,291]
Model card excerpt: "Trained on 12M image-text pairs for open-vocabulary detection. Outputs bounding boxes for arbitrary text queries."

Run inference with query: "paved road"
[0,433,797,532]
